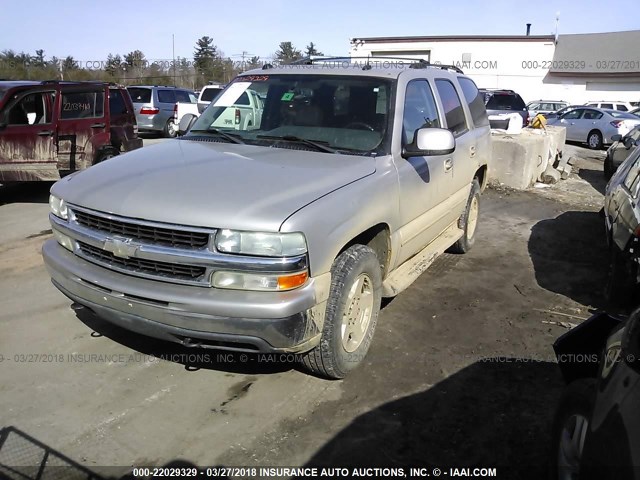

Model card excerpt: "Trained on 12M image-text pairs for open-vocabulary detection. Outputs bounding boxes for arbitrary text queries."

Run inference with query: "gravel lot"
[0,142,611,479]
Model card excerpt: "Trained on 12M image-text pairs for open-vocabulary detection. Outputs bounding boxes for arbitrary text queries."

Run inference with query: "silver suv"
[127,86,196,137]
[44,59,491,379]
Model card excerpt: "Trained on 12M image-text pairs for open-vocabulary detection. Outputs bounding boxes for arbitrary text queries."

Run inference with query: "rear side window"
[175,90,191,103]
[109,89,127,115]
[60,91,104,119]
[583,109,603,120]
[157,89,176,104]
[402,80,441,144]
[617,104,628,111]
[6,91,56,125]
[435,79,468,136]
[127,87,151,103]
[200,87,223,102]
[458,77,489,127]
[601,103,613,109]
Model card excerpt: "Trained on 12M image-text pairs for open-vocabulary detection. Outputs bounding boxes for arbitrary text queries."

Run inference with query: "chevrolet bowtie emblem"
[103,237,139,259]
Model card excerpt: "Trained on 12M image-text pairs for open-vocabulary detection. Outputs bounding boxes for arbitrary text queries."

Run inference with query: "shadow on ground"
[577,167,607,195]
[301,360,562,479]
[74,307,297,375]
[529,210,609,310]
[0,182,53,206]
[2,359,564,480]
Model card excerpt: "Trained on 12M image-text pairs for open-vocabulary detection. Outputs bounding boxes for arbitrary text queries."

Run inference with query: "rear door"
[434,77,477,227]
[56,85,108,171]
[0,87,59,181]
[577,109,604,141]
[108,88,136,151]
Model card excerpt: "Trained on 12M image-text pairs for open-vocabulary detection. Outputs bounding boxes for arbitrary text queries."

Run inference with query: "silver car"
[604,125,640,179]
[526,100,568,119]
[43,61,491,379]
[547,107,640,149]
[127,86,197,138]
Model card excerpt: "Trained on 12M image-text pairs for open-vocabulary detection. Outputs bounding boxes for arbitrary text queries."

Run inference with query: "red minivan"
[0,80,142,182]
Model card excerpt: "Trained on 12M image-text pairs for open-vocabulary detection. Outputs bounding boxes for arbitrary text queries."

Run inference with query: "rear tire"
[301,245,382,379]
[587,130,603,150]
[94,148,118,165]
[164,119,178,138]
[449,178,481,254]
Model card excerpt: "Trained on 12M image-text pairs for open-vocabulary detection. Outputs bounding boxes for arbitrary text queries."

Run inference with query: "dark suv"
[0,81,142,182]
[479,88,528,127]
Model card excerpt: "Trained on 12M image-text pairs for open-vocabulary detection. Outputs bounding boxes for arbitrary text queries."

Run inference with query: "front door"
[558,108,585,141]
[0,88,59,181]
[393,79,451,266]
[56,85,108,171]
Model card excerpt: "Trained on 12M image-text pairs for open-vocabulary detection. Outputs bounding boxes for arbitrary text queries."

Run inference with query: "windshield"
[187,74,393,155]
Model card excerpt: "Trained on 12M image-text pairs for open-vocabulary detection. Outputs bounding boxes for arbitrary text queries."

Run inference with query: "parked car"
[42,60,491,379]
[545,105,582,119]
[585,101,634,112]
[604,125,640,179]
[604,145,640,303]
[126,85,196,138]
[526,100,568,118]
[551,308,640,479]
[174,84,225,126]
[631,107,640,118]
[547,107,640,149]
[479,88,528,127]
[0,80,142,182]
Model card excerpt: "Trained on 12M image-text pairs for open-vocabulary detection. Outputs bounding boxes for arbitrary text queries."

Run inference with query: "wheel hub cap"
[340,273,374,353]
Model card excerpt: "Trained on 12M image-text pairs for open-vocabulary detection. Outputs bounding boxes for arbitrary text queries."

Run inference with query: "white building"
[349,30,640,105]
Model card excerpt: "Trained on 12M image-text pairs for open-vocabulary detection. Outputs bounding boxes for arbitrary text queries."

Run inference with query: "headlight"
[49,195,68,220]
[212,270,308,291]
[215,229,307,257]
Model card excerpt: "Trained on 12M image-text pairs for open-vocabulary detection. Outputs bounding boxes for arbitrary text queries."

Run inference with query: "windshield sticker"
[281,92,295,101]
[213,82,251,107]
[241,75,269,82]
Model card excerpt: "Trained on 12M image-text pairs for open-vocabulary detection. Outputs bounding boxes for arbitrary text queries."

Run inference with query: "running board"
[382,223,464,297]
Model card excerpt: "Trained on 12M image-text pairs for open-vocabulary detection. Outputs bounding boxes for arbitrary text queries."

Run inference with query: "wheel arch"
[337,223,392,278]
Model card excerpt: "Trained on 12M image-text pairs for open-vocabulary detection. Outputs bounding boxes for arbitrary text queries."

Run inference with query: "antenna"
[555,12,560,43]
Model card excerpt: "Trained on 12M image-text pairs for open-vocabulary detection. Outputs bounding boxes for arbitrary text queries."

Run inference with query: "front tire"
[588,130,603,150]
[449,178,481,254]
[301,245,382,379]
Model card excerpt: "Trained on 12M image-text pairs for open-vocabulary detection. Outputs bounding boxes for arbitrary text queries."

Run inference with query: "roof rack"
[287,56,464,73]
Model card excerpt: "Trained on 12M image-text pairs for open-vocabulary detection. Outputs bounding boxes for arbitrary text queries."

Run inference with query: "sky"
[1,0,639,63]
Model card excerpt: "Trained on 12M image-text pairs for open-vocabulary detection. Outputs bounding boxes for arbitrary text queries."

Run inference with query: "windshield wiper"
[257,135,337,153]
[188,128,245,144]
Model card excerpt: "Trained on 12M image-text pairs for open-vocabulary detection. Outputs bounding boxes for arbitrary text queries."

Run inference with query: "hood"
[52,139,376,232]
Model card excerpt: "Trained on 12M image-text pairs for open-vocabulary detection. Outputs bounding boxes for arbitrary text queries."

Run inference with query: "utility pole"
[172,34,176,84]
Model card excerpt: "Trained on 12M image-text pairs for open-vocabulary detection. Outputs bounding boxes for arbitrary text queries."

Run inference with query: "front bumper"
[43,240,329,353]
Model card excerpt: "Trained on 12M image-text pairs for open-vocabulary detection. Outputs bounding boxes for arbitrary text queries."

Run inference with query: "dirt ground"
[0,142,613,479]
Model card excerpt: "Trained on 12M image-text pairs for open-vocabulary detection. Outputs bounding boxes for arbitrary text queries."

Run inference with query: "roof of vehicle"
[126,85,186,89]
[240,57,465,80]
[0,80,121,88]
[527,100,567,103]
[586,101,631,104]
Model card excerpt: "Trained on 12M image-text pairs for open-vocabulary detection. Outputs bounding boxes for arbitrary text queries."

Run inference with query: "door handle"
[469,146,476,158]
[444,158,453,172]
[37,130,53,136]
[90,123,106,128]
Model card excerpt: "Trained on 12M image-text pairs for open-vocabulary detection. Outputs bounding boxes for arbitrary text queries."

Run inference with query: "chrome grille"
[78,242,207,282]
[73,210,209,249]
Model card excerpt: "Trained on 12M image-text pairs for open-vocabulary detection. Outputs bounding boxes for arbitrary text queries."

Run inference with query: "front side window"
[60,91,104,120]
[157,89,176,104]
[109,89,127,115]
[5,91,55,125]
[175,90,191,103]
[601,103,613,109]
[189,74,393,155]
[562,109,583,120]
[617,104,628,111]
[435,79,468,136]
[402,80,441,144]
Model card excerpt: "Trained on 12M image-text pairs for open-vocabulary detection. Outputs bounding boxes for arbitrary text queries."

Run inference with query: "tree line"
[0,38,325,89]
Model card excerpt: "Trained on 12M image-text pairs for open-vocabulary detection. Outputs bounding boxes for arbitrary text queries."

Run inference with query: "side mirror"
[402,127,455,158]
[622,307,640,373]
[612,134,623,143]
[178,114,198,136]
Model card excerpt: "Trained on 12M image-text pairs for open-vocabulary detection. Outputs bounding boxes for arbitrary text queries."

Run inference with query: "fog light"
[212,270,308,291]
[52,229,74,251]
